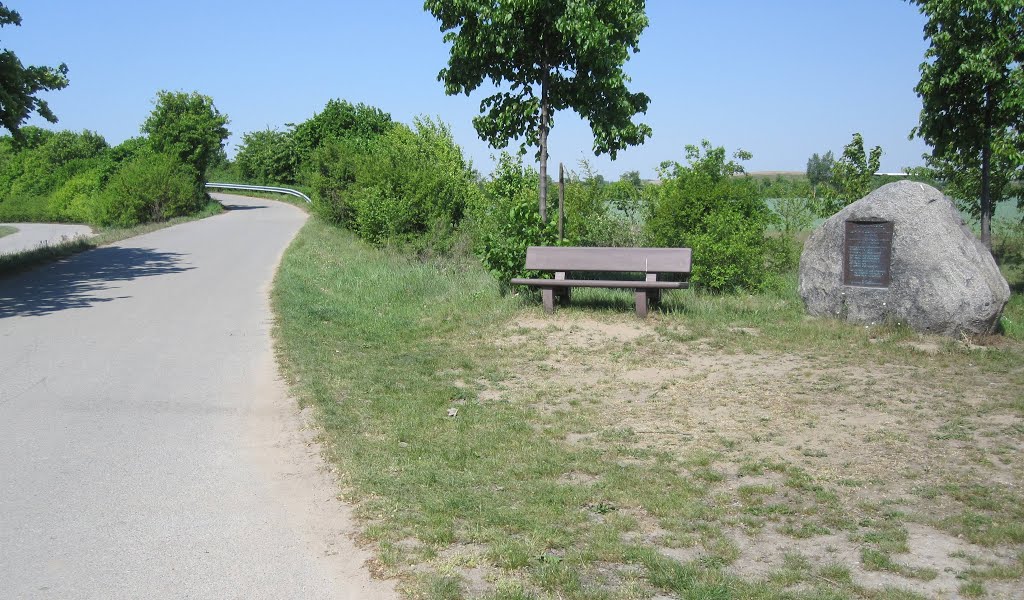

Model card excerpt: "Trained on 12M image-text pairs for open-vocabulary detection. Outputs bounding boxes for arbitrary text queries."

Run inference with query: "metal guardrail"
[205,182,312,204]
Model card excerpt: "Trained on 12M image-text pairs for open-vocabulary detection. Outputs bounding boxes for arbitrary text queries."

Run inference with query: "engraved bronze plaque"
[844,220,893,287]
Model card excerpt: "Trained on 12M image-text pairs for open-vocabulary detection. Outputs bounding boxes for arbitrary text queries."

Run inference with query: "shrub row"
[310,117,479,251]
[0,130,207,227]
[234,99,394,186]
[474,143,803,293]
[230,100,828,293]
[0,91,227,229]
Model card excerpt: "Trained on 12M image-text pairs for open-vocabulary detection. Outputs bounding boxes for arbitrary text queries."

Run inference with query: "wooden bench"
[510,246,692,317]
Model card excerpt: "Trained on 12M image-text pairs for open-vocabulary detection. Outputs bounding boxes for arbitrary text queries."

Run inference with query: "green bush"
[106,136,152,166]
[646,140,779,292]
[307,139,360,225]
[48,168,104,223]
[93,153,204,227]
[309,117,479,250]
[0,129,108,201]
[0,194,55,222]
[291,98,395,163]
[0,129,109,222]
[562,161,650,247]
[234,128,299,184]
[475,153,559,287]
[141,90,229,178]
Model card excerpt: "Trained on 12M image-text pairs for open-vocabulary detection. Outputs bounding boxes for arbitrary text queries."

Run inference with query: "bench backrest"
[523,246,691,274]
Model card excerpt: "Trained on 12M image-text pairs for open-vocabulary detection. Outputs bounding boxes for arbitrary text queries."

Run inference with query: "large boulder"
[799,181,1010,336]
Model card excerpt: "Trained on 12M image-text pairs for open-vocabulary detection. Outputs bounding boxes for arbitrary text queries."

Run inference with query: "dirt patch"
[726,522,1018,598]
[500,315,649,350]
[473,314,1024,598]
[559,470,601,486]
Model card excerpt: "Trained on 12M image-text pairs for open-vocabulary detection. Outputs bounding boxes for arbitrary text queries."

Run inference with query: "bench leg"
[555,286,571,306]
[650,289,662,306]
[542,288,556,313]
[634,290,649,318]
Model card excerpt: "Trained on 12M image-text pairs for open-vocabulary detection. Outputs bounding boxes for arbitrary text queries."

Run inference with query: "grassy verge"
[0,224,17,239]
[274,218,1024,599]
[0,200,222,276]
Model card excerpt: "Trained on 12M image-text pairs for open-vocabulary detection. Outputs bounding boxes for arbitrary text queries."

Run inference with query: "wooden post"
[558,163,565,242]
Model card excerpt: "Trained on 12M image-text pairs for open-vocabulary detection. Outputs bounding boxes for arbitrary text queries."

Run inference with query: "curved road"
[0,223,93,256]
[0,195,395,599]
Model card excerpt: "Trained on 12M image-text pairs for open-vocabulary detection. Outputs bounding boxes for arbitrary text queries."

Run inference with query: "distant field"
[995,198,1023,220]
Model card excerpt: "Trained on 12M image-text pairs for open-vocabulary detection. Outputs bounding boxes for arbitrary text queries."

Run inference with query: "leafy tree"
[805,151,834,199]
[920,150,1021,225]
[908,0,1024,247]
[290,98,394,160]
[141,90,229,178]
[0,4,68,140]
[424,0,652,222]
[235,128,299,184]
[819,133,881,216]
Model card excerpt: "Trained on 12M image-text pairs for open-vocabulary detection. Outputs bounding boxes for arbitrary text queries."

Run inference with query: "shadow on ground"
[0,246,192,318]
[221,204,268,211]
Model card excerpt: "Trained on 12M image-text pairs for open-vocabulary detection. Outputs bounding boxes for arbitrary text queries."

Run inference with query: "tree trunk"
[539,68,549,223]
[981,91,993,249]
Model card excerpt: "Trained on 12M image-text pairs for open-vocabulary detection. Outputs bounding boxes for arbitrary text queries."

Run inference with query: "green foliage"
[921,149,1020,224]
[805,150,834,197]
[290,98,394,161]
[0,128,109,221]
[234,128,298,184]
[0,103,215,228]
[909,0,1024,246]
[771,195,816,237]
[48,167,104,223]
[561,160,609,245]
[0,129,107,198]
[0,4,68,139]
[426,0,651,158]
[141,90,229,178]
[0,192,50,221]
[561,160,649,247]
[106,136,151,165]
[425,0,652,218]
[819,133,882,216]
[309,116,479,249]
[93,152,204,227]
[476,153,559,286]
[646,140,779,292]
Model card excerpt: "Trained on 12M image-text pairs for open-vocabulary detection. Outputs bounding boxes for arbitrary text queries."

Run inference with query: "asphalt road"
[0,223,93,256]
[0,195,395,599]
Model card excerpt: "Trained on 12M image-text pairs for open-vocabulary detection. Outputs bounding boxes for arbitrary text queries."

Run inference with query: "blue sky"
[8,1,930,179]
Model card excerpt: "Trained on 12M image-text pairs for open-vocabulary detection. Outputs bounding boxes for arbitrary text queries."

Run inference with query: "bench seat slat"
[510,278,688,290]
[524,246,691,273]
